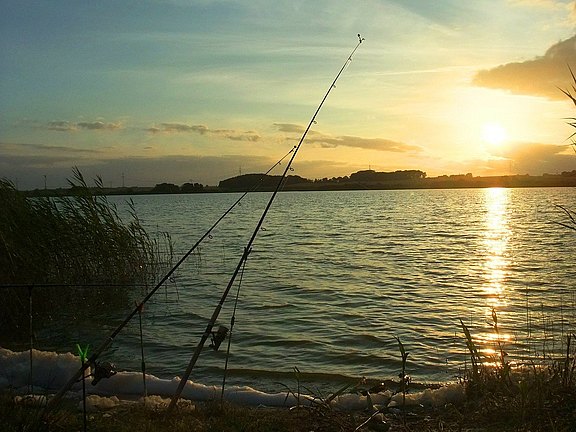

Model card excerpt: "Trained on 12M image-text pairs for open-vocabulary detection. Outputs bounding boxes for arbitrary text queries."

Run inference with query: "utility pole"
[43,175,47,190]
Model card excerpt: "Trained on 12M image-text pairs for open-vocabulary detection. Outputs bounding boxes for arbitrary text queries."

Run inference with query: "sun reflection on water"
[482,187,511,309]
[479,188,513,363]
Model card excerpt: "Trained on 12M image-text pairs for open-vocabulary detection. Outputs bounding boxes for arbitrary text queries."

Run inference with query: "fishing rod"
[41,147,296,413]
[168,34,364,411]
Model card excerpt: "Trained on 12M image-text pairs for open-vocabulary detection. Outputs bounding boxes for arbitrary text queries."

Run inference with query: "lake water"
[12,187,576,393]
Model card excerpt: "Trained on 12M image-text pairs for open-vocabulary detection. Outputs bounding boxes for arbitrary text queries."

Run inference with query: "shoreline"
[18,173,576,197]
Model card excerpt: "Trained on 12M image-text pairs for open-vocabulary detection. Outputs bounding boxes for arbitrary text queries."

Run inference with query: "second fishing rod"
[168,34,364,411]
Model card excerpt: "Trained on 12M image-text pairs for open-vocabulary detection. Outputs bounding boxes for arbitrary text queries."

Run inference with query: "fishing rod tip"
[357,33,365,43]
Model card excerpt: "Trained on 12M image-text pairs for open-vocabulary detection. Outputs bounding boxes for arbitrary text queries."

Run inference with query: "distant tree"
[151,183,180,194]
[218,174,311,191]
[349,169,426,182]
[181,182,204,193]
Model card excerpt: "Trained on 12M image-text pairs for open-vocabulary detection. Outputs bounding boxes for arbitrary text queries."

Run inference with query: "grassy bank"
[2,330,575,432]
[1,375,574,432]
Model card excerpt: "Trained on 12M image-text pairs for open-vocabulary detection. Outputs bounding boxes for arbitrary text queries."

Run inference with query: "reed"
[0,168,172,343]
[459,308,576,430]
[0,168,165,285]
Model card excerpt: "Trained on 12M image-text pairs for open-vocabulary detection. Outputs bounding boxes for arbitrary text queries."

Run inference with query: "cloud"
[147,122,261,141]
[485,141,576,174]
[226,132,260,142]
[309,135,421,152]
[274,123,306,134]
[0,141,101,156]
[47,121,76,132]
[45,120,122,132]
[274,123,421,153]
[0,142,105,189]
[77,121,122,130]
[473,35,576,100]
[149,123,208,134]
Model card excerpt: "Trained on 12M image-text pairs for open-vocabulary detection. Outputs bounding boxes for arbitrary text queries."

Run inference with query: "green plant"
[491,308,512,387]
[394,336,410,411]
[460,319,481,388]
[276,367,304,408]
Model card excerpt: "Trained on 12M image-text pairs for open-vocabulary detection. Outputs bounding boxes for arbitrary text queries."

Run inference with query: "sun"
[482,122,508,146]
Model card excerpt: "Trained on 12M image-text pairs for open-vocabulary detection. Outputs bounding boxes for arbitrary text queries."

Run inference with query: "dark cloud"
[494,141,576,173]
[473,35,576,100]
[274,123,420,153]
[0,142,104,189]
[308,135,421,152]
[45,120,122,132]
[77,121,121,130]
[227,133,260,142]
[0,141,101,155]
[460,142,576,176]
[274,123,306,133]
[147,122,261,142]
[151,123,208,134]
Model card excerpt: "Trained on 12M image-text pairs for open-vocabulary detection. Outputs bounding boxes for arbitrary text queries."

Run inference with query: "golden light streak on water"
[479,188,514,365]
[482,187,511,309]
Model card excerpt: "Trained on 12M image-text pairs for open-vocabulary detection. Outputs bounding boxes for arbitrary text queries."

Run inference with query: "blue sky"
[1,0,575,189]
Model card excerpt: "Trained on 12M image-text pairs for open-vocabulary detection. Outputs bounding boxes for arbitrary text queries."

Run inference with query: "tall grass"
[460,311,576,430]
[0,168,173,344]
[0,168,164,285]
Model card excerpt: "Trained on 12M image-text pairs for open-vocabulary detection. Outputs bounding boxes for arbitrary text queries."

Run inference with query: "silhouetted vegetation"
[151,182,181,194]
[349,169,426,182]
[0,169,164,285]
[216,170,576,192]
[218,173,312,191]
[180,182,205,193]
[151,182,205,194]
[0,168,173,344]
[459,312,576,431]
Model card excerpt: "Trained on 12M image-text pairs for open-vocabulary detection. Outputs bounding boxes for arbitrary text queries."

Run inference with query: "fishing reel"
[210,325,229,351]
[91,361,117,385]
[76,360,117,385]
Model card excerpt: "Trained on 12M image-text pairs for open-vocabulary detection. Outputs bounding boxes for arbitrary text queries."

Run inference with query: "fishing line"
[220,251,248,401]
[41,145,297,413]
[168,34,364,411]
[136,302,147,397]
[28,285,33,394]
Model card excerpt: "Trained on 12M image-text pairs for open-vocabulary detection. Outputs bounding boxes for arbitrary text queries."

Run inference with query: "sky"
[1,0,576,189]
